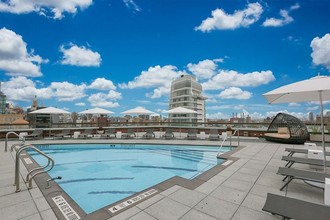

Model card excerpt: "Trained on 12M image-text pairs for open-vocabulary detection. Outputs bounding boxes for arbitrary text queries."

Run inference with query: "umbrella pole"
[49,115,51,137]
[319,92,326,173]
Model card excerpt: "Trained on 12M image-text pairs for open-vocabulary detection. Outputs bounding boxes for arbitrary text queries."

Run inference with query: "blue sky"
[0,0,329,119]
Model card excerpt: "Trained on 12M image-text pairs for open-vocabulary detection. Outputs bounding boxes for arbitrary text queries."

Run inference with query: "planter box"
[309,134,330,142]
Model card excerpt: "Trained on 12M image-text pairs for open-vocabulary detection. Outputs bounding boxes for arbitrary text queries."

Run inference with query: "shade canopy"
[263,76,330,104]
[29,107,70,114]
[79,107,114,114]
[263,75,330,172]
[166,107,197,114]
[121,106,154,115]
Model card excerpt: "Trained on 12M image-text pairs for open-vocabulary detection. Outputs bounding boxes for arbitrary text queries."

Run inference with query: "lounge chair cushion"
[278,127,289,134]
[265,133,290,139]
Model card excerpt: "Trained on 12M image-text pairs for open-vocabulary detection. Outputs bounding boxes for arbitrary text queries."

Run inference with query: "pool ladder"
[217,129,240,157]
[12,144,55,192]
[5,131,25,152]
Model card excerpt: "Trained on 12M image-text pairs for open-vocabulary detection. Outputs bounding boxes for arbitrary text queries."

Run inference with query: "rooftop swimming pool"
[30,144,230,214]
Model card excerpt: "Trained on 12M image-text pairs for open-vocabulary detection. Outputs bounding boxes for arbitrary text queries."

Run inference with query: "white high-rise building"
[169,75,207,125]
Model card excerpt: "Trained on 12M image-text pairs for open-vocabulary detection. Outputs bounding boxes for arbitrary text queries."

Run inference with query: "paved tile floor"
[0,136,328,220]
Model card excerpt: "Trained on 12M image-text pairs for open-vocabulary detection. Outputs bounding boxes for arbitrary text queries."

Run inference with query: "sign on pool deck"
[52,195,81,220]
[109,189,158,214]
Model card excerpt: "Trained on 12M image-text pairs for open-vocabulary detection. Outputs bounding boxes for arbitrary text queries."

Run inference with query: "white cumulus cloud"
[107,90,122,100]
[262,3,299,27]
[87,92,120,108]
[0,0,93,19]
[89,77,116,90]
[202,70,275,90]
[0,28,47,77]
[119,65,183,98]
[60,44,101,67]
[218,87,252,100]
[187,59,219,79]
[50,81,87,101]
[2,76,53,101]
[311,33,330,71]
[195,3,263,32]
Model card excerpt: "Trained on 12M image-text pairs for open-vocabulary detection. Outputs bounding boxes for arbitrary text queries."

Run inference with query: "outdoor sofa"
[264,113,309,144]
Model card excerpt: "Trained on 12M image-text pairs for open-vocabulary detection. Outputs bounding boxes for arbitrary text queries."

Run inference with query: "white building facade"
[169,75,207,125]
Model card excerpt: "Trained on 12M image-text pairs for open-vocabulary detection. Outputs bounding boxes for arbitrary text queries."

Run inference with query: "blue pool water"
[30,144,229,214]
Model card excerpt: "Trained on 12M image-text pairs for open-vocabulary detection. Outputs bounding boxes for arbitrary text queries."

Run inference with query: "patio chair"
[285,147,330,157]
[78,129,94,139]
[282,155,330,168]
[209,128,220,141]
[101,128,117,139]
[162,128,174,139]
[25,129,43,140]
[262,193,330,220]
[121,128,136,139]
[276,167,330,191]
[53,129,71,139]
[187,128,197,140]
[142,129,155,139]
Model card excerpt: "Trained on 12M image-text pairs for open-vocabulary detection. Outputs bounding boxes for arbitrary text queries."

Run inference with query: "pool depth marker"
[52,195,81,220]
[109,188,158,213]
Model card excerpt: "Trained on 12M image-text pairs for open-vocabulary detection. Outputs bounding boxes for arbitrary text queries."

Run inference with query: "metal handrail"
[217,129,240,157]
[5,131,25,152]
[14,144,54,192]
[217,134,228,157]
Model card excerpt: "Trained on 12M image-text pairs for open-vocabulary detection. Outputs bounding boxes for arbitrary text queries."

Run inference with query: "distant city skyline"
[0,0,329,119]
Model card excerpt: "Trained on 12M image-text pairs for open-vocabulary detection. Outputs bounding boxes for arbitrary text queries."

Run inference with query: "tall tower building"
[0,82,6,114]
[308,112,314,122]
[169,75,207,125]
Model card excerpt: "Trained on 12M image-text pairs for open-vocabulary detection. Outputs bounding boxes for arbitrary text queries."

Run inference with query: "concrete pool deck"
[0,136,328,220]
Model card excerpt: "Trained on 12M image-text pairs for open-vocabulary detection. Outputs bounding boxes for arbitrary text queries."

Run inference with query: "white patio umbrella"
[121,106,155,115]
[121,107,155,137]
[166,107,197,137]
[263,75,330,172]
[29,107,70,136]
[165,107,197,114]
[79,107,114,115]
[29,107,70,114]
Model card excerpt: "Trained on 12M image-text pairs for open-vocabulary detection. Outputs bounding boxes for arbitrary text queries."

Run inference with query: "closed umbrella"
[263,75,330,172]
